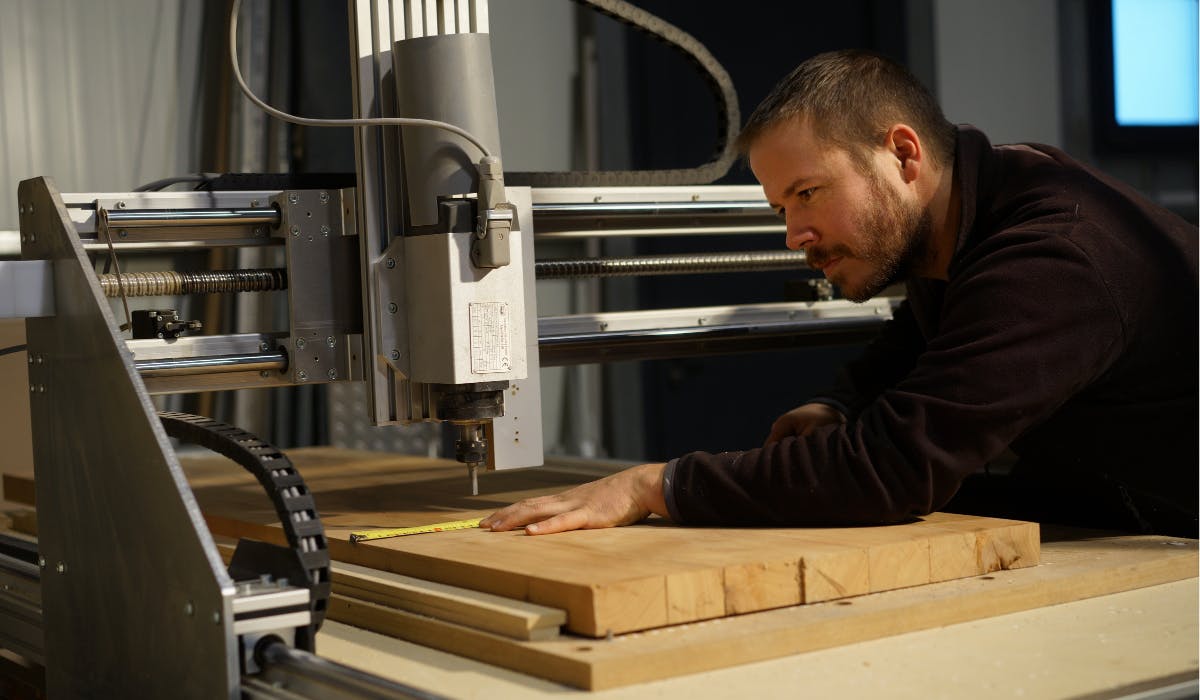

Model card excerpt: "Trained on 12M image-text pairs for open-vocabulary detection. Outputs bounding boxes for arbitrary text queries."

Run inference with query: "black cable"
[133,174,218,192]
[0,344,27,357]
[507,0,741,187]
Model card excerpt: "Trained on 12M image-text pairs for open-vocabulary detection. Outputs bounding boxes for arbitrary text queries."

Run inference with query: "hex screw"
[259,370,270,378]
[259,341,270,351]
[385,257,396,269]
[116,201,127,209]
[327,368,338,380]
[319,191,330,204]
[288,193,299,204]
[388,302,398,314]
[38,557,46,569]
[55,562,66,574]
[326,336,336,348]
[290,224,300,237]
[296,338,307,350]
[390,349,400,360]
[297,370,308,382]
[320,224,330,237]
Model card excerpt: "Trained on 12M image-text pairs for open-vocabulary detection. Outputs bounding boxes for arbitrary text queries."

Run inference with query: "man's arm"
[484,233,1124,534]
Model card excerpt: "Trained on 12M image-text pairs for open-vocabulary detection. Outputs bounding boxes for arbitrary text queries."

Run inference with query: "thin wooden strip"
[217,542,566,641]
[327,594,595,688]
[330,559,565,641]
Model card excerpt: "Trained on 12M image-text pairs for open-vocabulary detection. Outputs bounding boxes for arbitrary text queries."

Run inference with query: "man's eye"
[798,188,817,201]
[774,208,786,220]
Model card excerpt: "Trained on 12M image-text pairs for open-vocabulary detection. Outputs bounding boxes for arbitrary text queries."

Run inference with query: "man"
[482,50,1199,538]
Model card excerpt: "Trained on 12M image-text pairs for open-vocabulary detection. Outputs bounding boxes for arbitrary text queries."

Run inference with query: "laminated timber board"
[163,447,1041,637]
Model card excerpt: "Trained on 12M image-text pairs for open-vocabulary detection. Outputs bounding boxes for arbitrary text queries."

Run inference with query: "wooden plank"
[321,535,1197,690]
[164,448,1039,636]
[2,473,35,507]
[330,560,565,641]
[215,542,565,642]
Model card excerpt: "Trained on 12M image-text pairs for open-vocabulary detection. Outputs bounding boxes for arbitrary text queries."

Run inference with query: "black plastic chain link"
[506,0,741,187]
[158,411,330,629]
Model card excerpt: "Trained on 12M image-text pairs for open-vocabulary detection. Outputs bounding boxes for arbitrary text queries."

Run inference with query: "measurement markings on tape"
[350,518,484,543]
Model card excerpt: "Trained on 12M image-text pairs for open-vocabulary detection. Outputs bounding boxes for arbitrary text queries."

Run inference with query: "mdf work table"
[315,576,1198,699]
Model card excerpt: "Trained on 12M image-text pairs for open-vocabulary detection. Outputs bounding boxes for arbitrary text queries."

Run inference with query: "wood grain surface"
[152,447,1041,637]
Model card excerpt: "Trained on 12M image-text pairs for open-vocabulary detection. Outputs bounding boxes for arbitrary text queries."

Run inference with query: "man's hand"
[764,402,846,445]
[480,462,669,535]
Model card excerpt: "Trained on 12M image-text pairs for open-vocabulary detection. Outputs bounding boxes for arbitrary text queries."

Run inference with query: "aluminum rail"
[535,250,807,279]
[537,315,888,367]
[100,207,281,229]
[243,637,446,700]
[134,352,287,377]
[532,200,774,216]
[530,198,783,239]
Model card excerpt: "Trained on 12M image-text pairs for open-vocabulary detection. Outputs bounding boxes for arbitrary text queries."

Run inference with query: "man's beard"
[812,172,933,303]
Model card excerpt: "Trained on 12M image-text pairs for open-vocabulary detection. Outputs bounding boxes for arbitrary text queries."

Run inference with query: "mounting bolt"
[118,230,128,238]
[318,191,330,204]
[327,368,338,380]
[295,338,307,350]
[320,224,330,236]
[326,336,336,348]
[212,611,221,624]
[115,201,127,209]
[296,370,308,382]
[184,601,194,616]
[38,557,45,569]
[290,224,300,237]
[385,257,396,269]
[288,193,299,204]
[259,370,270,378]
[390,349,400,361]
[55,562,66,574]
[259,341,270,351]
[250,199,260,207]
[388,302,398,314]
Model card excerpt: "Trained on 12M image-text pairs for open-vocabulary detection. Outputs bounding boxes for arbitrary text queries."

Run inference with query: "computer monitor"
[1090,0,1199,152]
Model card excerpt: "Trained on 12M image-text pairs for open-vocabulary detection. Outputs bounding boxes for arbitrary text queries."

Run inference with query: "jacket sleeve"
[667,231,1124,526]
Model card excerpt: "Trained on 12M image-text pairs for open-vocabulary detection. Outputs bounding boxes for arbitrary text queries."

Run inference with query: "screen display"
[1112,0,1199,127]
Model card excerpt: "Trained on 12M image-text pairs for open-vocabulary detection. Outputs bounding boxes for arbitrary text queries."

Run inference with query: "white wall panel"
[0,0,194,229]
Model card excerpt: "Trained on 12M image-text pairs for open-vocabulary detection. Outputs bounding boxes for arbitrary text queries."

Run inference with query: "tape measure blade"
[350,518,483,543]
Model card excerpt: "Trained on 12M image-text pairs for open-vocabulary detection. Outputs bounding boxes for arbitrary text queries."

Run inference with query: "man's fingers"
[482,493,582,532]
[525,509,589,536]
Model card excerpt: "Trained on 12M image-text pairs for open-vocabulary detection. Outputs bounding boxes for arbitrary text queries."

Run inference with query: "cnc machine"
[0,1,894,696]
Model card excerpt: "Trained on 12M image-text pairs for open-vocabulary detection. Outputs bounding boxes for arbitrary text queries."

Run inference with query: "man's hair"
[736,50,956,170]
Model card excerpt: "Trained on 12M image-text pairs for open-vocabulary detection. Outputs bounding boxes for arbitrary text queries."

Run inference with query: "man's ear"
[885,124,922,183]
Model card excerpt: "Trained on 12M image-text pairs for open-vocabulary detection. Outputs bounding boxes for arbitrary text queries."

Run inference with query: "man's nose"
[786,225,816,251]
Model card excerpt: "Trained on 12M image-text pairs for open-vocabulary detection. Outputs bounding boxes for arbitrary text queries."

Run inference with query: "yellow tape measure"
[349,518,483,543]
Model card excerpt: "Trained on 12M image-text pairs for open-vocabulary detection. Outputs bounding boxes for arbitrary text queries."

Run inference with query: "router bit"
[454,422,488,496]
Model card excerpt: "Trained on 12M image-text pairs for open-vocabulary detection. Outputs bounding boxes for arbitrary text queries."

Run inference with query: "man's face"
[749,119,931,302]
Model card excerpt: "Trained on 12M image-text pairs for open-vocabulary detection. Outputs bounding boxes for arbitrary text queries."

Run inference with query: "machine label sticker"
[469,302,510,374]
